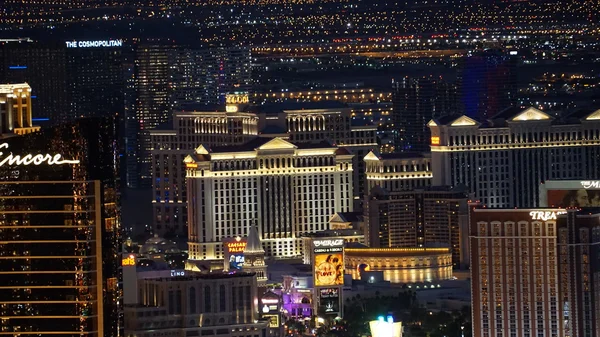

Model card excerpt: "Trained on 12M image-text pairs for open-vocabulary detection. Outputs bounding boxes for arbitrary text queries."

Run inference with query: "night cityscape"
[0,0,599,336]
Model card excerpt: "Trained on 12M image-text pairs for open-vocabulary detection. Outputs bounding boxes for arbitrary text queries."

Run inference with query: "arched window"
[190,287,197,314]
[204,286,211,312]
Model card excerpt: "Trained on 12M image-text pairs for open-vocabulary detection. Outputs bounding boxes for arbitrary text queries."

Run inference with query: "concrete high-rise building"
[184,137,354,260]
[127,46,252,188]
[364,185,469,268]
[469,207,562,337]
[0,118,122,336]
[170,47,251,110]
[429,107,600,208]
[0,39,126,124]
[0,83,40,136]
[149,97,376,237]
[363,150,433,194]
[392,76,457,152]
[457,49,518,120]
[124,271,269,337]
[149,93,258,236]
[0,39,68,123]
[557,209,600,337]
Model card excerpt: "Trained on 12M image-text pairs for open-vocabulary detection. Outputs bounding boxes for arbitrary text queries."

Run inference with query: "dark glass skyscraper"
[392,76,457,152]
[0,118,122,336]
[457,49,518,120]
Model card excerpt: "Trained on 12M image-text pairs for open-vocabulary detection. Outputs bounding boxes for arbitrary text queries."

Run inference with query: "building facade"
[126,46,252,188]
[457,49,518,120]
[557,209,600,337]
[392,76,457,152]
[0,83,40,136]
[150,99,259,235]
[0,118,122,336]
[470,207,562,337]
[345,247,453,284]
[185,137,354,260]
[429,107,600,208]
[124,272,269,337]
[150,97,376,237]
[364,186,469,269]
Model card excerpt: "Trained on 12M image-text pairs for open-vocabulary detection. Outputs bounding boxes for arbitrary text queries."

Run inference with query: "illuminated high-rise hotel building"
[470,207,562,337]
[150,94,258,235]
[149,95,375,237]
[184,137,354,261]
[127,46,252,188]
[0,118,122,336]
[0,83,40,136]
[429,107,600,208]
[362,150,469,268]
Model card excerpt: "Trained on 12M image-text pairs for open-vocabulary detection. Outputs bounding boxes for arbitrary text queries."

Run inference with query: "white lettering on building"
[65,40,123,48]
[313,239,344,247]
[530,211,566,221]
[0,143,80,166]
[581,181,600,189]
[170,270,185,277]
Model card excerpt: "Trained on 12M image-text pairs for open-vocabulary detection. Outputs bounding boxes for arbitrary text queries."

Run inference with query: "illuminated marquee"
[530,210,566,221]
[226,241,247,253]
[313,239,344,248]
[431,136,440,145]
[225,93,249,104]
[581,181,600,189]
[122,255,136,266]
[0,143,80,166]
[65,40,123,48]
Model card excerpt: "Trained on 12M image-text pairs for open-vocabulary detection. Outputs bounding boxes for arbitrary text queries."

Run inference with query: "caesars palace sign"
[0,143,80,166]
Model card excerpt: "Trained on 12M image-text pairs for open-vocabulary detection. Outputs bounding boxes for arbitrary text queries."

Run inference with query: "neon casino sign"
[530,210,566,221]
[581,181,600,189]
[0,143,80,166]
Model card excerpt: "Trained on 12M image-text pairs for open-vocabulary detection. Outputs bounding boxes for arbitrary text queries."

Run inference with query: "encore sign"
[0,143,80,166]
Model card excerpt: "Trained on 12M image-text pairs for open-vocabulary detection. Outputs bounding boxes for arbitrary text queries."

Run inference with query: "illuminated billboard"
[223,237,247,270]
[540,180,600,207]
[319,288,340,315]
[313,239,344,287]
[369,316,403,337]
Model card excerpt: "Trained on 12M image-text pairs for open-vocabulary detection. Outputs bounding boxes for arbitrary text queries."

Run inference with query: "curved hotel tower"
[0,118,121,336]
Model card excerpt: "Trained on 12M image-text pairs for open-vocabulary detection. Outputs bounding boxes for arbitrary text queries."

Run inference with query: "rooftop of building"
[330,211,363,223]
[344,247,452,257]
[302,228,363,238]
[141,271,257,282]
[204,137,339,154]
[429,106,600,128]
[252,101,348,114]
[0,82,31,94]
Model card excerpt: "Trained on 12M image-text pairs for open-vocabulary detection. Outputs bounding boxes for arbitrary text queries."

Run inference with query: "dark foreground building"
[557,208,600,337]
[0,118,122,336]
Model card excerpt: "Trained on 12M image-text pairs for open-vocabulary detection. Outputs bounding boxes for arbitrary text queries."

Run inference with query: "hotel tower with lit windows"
[0,118,122,336]
[429,107,600,208]
[184,137,354,261]
[150,93,376,237]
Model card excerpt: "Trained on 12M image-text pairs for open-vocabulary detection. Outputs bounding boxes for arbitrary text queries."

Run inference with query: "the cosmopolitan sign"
[65,40,123,48]
[0,143,80,166]
[530,210,566,221]
[581,181,600,189]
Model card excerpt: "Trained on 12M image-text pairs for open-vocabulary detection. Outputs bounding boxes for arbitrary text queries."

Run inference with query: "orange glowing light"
[431,137,440,145]
[122,255,136,266]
